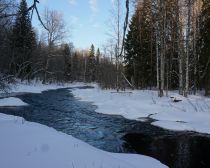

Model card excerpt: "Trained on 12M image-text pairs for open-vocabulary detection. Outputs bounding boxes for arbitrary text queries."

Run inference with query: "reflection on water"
[0,87,210,168]
[124,133,210,168]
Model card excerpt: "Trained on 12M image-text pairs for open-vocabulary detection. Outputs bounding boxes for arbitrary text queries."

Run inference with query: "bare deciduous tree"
[42,8,66,83]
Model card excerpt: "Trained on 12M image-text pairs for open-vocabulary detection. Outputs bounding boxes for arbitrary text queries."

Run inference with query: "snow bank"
[71,85,210,134]
[0,113,167,168]
[0,81,85,107]
[72,88,158,120]
[0,97,28,107]
[10,80,85,94]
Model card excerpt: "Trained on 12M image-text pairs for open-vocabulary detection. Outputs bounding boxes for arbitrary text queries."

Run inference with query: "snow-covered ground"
[7,80,84,94]
[0,113,167,168]
[0,97,28,107]
[71,85,210,135]
[0,80,83,107]
[0,82,167,168]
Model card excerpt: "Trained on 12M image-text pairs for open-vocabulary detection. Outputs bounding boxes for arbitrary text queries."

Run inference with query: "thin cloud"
[92,23,100,29]
[89,0,98,14]
[70,16,79,25]
[69,0,76,5]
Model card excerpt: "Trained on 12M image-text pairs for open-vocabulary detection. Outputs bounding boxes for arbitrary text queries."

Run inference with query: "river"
[0,87,210,168]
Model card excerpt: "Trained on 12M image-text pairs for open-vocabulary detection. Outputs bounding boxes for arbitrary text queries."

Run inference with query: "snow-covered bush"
[0,73,16,93]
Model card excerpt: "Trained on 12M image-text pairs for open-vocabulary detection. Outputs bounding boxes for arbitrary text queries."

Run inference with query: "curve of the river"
[0,87,210,168]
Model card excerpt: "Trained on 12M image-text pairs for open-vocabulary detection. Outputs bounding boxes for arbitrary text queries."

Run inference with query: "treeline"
[124,0,210,96]
[0,0,117,90]
[2,0,210,97]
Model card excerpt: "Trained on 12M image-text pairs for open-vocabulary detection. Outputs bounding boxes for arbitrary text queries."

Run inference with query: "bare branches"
[43,8,66,46]
[41,8,67,84]
[0,0,17,19]
[119,0,129,58]
[0,13,15,19]
[30,0,48,30]
[0,0,47,30]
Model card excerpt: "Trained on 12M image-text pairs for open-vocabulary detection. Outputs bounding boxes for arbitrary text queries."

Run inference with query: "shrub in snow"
[0,73,16,93]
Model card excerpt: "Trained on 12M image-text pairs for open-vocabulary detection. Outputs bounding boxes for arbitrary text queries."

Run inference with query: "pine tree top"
[89,44,95,58]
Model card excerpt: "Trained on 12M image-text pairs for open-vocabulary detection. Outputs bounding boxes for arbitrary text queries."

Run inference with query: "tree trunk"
[184,0,191,97]
[159,0,166,97]
[156,29,160,93]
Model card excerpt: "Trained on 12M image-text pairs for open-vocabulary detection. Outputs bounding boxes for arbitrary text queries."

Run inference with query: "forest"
[0,0,210,98]
[1,1,210,168]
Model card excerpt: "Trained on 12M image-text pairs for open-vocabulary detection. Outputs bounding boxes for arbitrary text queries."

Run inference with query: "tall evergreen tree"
[124,2,156,88]
[89,44,95,58]
[62,44,72,81]
[124,12,139,87]
[199,0,210,95]
[10,0,36,79]
[95,48,101,81]
[86,44,96,82]
[96,48,100,64]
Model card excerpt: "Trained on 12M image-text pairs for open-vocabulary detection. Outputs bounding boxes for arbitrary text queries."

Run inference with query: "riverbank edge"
[0,81,168,168]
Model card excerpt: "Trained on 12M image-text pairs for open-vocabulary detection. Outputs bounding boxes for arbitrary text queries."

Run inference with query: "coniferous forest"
[124,0,210,97]
[0,0,116,90]
[0,0,210,97]
[1,1,210,168]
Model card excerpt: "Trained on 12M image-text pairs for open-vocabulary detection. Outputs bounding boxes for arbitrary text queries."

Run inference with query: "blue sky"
[27,0,116,49]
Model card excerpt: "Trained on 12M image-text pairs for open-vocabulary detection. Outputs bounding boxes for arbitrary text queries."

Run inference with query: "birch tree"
[42,8,66,83]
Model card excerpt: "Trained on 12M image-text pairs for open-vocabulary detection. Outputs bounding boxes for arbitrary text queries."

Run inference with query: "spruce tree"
[124,3,155,88]
[10,0,36,78]
[96,48,100,64]
[62,44,72,81]
[95,48,101,81]
[124,13,138,86]
[199,0,210,95]
[87,44,96,82]
[89,44,95,58]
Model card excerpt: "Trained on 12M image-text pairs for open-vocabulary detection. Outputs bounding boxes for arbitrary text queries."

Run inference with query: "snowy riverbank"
[0,81,83,106]
[0,113,167,168]
[71,85,210,135]
[0,80,84,95]
[0,82,167,168]
[1,81,210,135]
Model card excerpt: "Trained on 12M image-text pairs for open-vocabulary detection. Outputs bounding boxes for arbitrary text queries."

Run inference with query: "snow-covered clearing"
[0,113,167,168]
[71,85,210,135]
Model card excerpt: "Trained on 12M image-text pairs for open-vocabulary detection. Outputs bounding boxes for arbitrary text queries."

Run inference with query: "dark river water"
[0,87,210,168]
